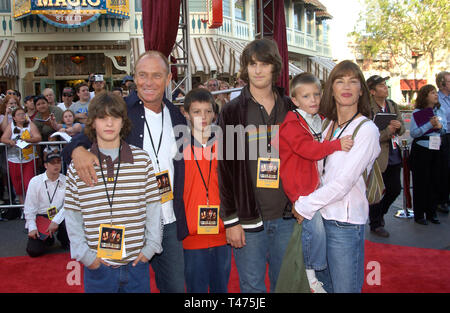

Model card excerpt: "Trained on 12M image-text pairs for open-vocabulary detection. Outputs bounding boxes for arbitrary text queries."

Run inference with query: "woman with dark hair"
[292,60,380,292]
[33,95,63,141]
[409,84,447,225]
[1,107,41,205]
[0,94,22,131]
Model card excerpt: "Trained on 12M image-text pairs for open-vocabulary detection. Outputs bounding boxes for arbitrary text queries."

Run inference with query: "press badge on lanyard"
[45,180,59,220]
[255,99,280,189]
[145,104,173,204]
[256,157,280,189]
[96,144,126,260]
[156,170,174,203]
[191,142,219,234]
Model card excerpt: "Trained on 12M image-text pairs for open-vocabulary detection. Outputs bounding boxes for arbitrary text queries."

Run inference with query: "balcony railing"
[0,12,13,37]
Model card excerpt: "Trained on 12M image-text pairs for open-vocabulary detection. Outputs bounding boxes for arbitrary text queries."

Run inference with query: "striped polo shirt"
[65,141,161,266]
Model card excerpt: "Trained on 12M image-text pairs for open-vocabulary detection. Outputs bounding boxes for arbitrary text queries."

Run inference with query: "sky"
[319,0,364,61]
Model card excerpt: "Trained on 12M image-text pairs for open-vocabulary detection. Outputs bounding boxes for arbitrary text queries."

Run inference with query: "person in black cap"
[366,75,405,237]
[24,148,69,257]
[57,87,75,111]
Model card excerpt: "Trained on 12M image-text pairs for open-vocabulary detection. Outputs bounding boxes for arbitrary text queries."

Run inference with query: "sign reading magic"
[14,0,129,28]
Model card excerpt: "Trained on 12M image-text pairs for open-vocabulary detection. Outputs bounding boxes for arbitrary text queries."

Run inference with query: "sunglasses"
[63,93,74,97]
[7,91,16,96]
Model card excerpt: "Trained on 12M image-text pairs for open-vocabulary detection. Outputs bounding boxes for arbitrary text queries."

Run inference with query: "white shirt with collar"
[24,172,66,232]
[295,116,381,225]
[142,103,177,225]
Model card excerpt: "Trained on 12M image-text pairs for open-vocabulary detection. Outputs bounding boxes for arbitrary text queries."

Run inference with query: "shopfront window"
[223,0,231,17]
[235,0,246,21]
[53,54,106,77]
[306,9,314,34]
[135,0,142,12]
[0,1,11,12]
[293,3,303,31]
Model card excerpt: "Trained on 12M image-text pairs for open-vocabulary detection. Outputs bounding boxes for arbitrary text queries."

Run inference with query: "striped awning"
[0,40,18,78]
[310,56,335,80]
[289,63,304,77]
[190,37,223,74]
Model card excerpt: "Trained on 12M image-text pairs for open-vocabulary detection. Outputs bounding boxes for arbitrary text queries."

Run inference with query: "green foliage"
[351,0,450,65]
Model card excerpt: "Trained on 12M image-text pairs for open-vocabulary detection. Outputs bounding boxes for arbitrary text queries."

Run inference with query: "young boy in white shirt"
[24,148,68,257]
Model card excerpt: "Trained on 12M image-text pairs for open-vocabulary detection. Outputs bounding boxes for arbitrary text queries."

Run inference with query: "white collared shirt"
[295,116,381,225]
[295,108,322,135]
[24,172,66,232]
[142,104,177,225]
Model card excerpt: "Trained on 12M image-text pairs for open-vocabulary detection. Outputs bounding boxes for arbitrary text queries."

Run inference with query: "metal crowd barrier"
[0,141,68,212]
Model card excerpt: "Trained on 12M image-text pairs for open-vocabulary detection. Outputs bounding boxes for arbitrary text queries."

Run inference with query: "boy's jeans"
[302,211,327,271]
[233,217,295,293]
[184,245,231,293]
[84,261,150,293]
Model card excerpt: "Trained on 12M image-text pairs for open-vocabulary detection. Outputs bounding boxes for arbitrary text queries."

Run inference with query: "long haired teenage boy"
[278,73,354,293]
[181,88,231,293]
[64,92,163,293]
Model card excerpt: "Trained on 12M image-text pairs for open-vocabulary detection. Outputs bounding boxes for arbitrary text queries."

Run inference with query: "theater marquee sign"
[13,0,129,28]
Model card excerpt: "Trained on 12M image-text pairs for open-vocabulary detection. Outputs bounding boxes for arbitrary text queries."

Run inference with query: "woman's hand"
[292,206,305,224]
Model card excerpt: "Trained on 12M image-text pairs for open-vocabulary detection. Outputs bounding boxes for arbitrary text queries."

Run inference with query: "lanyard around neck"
[294,110,322,141]
[45,180,59,205]
[251,93,277,154]
[190,137,213,206]
[144,103,164,171]
[98,142,122,225]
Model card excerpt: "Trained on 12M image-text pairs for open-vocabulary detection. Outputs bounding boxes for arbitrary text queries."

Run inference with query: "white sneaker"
[310,280,327,293]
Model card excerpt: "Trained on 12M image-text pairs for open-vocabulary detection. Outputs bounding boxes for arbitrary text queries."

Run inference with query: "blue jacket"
[62,92,189,241]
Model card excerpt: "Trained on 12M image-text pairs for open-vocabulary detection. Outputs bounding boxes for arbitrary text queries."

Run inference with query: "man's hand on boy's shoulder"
[72,146,99,186]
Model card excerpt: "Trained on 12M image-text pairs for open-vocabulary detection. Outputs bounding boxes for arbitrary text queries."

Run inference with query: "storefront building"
[1,0,335,100]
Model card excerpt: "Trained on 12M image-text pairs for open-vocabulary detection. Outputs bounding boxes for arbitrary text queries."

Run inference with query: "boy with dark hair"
[64,92,163,293]
[218,38,295,292]
[182,88,230,292]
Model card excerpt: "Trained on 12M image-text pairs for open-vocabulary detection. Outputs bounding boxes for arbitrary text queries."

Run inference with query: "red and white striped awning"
[0,39,18,78]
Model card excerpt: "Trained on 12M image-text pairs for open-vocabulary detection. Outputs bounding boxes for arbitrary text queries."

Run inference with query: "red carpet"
[0,241,448,293]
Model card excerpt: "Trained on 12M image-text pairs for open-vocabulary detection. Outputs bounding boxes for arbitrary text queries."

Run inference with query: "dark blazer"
[62,92,189,241]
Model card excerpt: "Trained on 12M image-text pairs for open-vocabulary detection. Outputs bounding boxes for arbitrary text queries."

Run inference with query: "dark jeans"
[84,261,150,293]
[26,221,69,258]
[369,163,402,230]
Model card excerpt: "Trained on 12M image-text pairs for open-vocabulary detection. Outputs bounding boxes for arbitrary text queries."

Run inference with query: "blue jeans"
[323,219,365,293]
[84,261,150,293]
[302,211,327,270]
[150,221,185,293]
[233,217,295,293]
[184,245,231,293]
